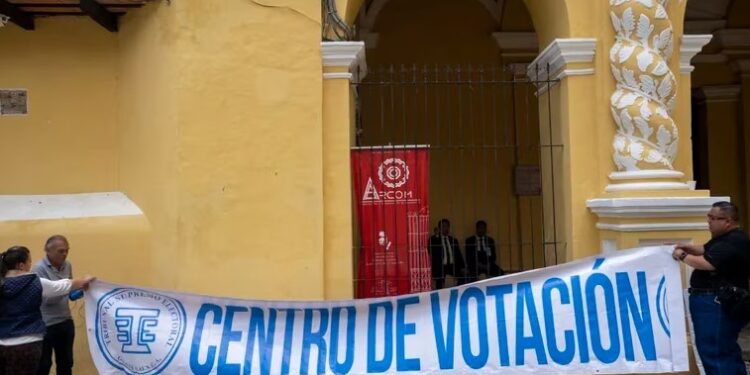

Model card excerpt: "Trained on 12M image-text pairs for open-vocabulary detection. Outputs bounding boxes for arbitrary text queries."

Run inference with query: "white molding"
[609,169,684,180]
[605,182,691,192]
[323,72,353,80]
[596,222,708,232]
[527,38,597,94]
[528,38,597,80]
[587,196,729,218]
[701,85,741,102]
[680,35,713,74]
[492,32,539,53]
[639,238,692,247]
[0,192,143,222]
[321,41,367,81]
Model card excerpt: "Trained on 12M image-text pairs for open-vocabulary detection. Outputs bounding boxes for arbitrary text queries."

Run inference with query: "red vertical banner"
[352,146,431,298]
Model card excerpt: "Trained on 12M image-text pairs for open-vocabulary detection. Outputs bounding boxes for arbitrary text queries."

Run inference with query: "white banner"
[85,246,688,374]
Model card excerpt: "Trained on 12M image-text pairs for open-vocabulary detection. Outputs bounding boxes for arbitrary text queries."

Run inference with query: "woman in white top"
[0,246,94,375]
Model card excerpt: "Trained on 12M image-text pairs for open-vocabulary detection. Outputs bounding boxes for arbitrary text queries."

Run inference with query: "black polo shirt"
[690,228,750,289]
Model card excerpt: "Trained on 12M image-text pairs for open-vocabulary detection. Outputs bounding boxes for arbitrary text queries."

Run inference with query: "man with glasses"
[673,201,750,374]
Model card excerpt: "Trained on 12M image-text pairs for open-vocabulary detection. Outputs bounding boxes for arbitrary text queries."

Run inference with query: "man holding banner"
[674,201,750,375]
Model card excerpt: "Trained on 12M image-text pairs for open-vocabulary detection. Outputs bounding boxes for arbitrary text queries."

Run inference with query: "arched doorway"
[351,0,562,295]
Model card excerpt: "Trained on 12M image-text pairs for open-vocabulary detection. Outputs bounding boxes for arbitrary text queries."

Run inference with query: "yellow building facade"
[1,0,748,373]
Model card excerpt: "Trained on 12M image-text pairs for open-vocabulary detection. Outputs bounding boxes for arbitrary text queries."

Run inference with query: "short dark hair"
[44,235,68,251]
[713,201,740,222]
[476,220,487,228]
[438,218,450,226]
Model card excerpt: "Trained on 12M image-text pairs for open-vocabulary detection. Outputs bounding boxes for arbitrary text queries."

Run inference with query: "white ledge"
[609,170,685,180]
[605,182,691,192]
[680,35,713,74]
[596,222,708,232]
[527,38,597,95]
[0,192,144,222]
[587,196,730,219]
[321,41,367,81]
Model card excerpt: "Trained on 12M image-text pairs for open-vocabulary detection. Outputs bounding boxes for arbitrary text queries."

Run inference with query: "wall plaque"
[0,89,28,115]
[514,165,541,196]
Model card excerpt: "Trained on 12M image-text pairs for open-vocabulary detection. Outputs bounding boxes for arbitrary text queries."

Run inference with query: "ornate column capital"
[526,38,597,95]
[321,41,367,81]
[680,34,713,74]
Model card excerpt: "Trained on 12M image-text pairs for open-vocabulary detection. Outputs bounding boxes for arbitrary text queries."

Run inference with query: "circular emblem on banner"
[95,288,187,375]
[378,158,410,188]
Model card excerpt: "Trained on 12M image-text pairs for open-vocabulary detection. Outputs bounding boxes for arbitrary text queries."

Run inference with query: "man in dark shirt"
[674,201,750,375]
[465,220,502,282]
[428,219,465,289]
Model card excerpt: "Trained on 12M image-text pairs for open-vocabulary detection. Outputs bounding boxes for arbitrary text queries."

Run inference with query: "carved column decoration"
[608,0,687,191]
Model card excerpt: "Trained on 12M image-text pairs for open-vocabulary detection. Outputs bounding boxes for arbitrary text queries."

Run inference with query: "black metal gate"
[352,63,564,292]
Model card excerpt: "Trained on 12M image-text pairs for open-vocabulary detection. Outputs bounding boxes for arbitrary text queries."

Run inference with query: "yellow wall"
[1,1,327,372]
[0,18,118,194]
[117,2,181,289]
[115,0,327,299]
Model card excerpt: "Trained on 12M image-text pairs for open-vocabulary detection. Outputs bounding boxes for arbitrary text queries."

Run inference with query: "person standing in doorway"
[428,219,465,289]
[32,235,76,375]
[673,201,750,375]
[465,220,502,282]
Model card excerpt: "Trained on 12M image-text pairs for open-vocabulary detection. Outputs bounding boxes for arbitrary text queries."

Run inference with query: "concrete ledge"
[0,192,143,221]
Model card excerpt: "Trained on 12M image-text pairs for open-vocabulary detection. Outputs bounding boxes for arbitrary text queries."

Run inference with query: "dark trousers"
[690,294,747,375]
[37,319,74,375]
[0,341,43,375]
